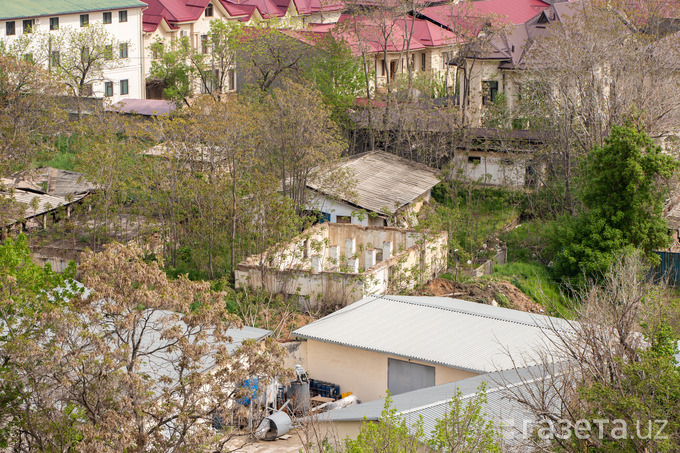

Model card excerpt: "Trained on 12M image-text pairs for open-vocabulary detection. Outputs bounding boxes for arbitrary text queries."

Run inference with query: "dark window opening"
[6,21,15,36]
[205,3,214,16]
[80,14,89,27]
[49,17,59,30]
[103,12,112,24]
[119,10,128,22]
[336,215,351,224]
[468,156,482,164]
[23,19,34,34]
[421,52,426,71]
[120,79,129,95]
[104,81,113,97]
[482,80,499,105]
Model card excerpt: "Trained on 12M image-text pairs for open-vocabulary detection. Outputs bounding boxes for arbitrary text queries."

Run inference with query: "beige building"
[234,223,447,309]
[292,295,571,404]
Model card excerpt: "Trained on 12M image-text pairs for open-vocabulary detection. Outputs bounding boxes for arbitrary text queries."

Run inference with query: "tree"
[553,125,678,278]
[149,37,194,106]
[0,55,66,174]
[344,394,425,453]
[1,242,289,452]
[302,34,366,129]
[38,23,129,116]
[259,79,349,215]
[191,20,240,101]
[0,234,80,449]
[235,25,313,92]
[344,386,501,453]
[518,0,680,216]
[428,383,502,453]
[503,251,680,452]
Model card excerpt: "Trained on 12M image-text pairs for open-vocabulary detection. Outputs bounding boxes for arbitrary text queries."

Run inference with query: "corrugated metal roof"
[0,0,147,20]
[293,295,572,373]
[322,366,548,445]
[308,151,440,216]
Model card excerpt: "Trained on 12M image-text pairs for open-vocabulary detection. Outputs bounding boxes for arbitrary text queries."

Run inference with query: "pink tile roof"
[303,14,456,55]
[422,0,551,32]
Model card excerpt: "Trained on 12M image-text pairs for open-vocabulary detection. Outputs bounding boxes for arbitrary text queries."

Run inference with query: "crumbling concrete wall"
[235,223,448,309]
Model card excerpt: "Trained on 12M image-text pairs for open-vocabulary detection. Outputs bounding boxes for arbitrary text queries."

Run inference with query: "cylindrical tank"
[288,380,310,414]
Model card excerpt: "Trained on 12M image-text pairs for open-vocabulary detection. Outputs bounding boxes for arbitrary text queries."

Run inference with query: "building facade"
[0,0,146,102]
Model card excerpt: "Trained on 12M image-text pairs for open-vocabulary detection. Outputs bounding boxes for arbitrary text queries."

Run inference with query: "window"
[201,34,208,54]
[421,52,426,71]
[103,12,112,24]
[6,21,15,36]
[23,53,34,64]
[205,3,214,17]
[50,50,60,67]
[378,60,385,76]
[80,46,90,63]
[201,69,219,94]
[468,156,481,164]
[80,14,89,27]
[228,69,235,91]
[482,80,499,105]
[104,45,113,60]
[152,42,163,59]
[23,19,34,34]
[119,10,128,22]
[104,81,113,97]
[120,79,129,95]
[49,17,59,31]
[336,215,351,224]
[119,42,128,58]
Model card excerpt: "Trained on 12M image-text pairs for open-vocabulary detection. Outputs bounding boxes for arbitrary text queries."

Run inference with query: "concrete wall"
[235,223,448,309]
[304,340,478,403]
[1,7,145,102]
[451,151,532,187]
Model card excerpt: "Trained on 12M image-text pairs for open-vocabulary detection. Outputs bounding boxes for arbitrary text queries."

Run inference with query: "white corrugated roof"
[307,151,440,215]
[293,295,572,373]
[322,366,550,447]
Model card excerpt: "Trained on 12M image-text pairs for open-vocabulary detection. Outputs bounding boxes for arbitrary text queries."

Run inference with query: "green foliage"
[492,262,571,316]
[428,383,502,453]
[345,394,425,453]
[149,38,193,106]
[553,126,678,278]
[302,35,366,128]
[0,234,80,447]
[500,221,558,264]
[575,320,680,452]
[345,385,502,453]
[421,183,520,267]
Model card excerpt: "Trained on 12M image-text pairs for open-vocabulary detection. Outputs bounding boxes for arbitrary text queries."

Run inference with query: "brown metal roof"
[308,151,440,216]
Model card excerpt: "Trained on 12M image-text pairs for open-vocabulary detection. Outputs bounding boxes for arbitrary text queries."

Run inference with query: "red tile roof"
[421,0,551,33]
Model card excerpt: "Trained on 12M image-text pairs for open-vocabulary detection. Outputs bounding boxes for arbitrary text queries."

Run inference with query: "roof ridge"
[375,294,564,331]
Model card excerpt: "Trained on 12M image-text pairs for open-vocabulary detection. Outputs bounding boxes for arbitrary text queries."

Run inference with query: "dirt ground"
[225,431,304,453]
[421,278,545,313]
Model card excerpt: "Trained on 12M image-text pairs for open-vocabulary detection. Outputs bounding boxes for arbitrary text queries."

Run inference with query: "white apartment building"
[0,0,147,103]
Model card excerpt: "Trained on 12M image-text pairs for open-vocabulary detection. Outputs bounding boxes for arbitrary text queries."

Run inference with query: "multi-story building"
[0,0,147,102]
